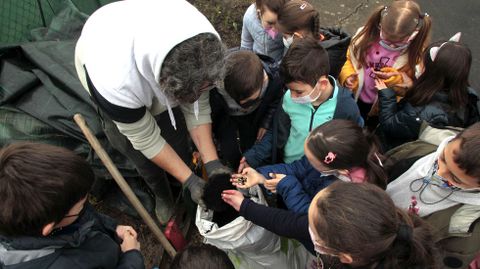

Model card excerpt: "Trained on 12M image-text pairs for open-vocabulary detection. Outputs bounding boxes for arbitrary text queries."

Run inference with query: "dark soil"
[188,0,251,48]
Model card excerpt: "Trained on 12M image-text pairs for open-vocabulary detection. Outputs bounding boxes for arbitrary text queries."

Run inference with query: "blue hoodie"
[257,156,337,213]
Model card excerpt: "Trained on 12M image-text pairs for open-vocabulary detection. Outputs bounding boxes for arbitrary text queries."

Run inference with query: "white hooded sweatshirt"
[75,0,220,158]
[387,137,480,218]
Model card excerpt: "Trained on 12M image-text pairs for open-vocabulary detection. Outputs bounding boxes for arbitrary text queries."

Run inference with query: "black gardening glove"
[204,159,232,178]
[184,173,206,208]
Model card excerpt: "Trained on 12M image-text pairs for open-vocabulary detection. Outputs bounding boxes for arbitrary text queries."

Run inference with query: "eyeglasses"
[63,212,81,218]
[239,97,261,108]
[62,203,86,219]
[379,30,410,48]
[238,77,269,108]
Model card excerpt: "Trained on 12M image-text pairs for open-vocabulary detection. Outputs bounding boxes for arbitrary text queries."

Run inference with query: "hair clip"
[374,152,384,167]
[324,152,336,164]
[381,6,388,17]
[429,32,462,62]
[419,12,429,19]
[300,2,307,10]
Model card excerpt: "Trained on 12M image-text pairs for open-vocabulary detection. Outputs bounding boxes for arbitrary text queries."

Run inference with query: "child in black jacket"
[0,143,144,269]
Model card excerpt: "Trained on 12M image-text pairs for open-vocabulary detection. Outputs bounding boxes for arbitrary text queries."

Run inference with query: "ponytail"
[311,12,321,40]
[363,129,388,189]
[307,120,387,190]
[406,13,432,73]
[353,1,432,71]
[312,182,439,269]
[381,209,439,268]
[351,6,383,68]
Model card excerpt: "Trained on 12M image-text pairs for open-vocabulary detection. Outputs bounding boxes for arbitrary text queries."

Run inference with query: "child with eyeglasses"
[339,0,432,123]
[375,34,480,150]
[210,50,285,170]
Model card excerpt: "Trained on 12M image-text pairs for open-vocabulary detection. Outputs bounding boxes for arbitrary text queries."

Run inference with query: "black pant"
[357,99,379,130]
[99,107,190,177]
[213,111,260,169]
[98,108,191,211]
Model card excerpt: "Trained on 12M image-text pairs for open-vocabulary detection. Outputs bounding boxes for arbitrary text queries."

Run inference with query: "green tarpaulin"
[0,0,136,179]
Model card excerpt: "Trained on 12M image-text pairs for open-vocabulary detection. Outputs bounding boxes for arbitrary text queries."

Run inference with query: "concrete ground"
[311,0,480,90]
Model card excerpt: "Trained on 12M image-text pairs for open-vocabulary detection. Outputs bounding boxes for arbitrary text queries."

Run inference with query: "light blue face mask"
[378,40,410,51]
[378,28,417,52]
[427,173,462,191]
[424,161,462,191]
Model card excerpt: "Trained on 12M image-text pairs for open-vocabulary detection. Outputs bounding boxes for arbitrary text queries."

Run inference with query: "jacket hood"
[217,51,278,116]
[0,205,96,267]
[78,0,220,109]
[319,27,351,50]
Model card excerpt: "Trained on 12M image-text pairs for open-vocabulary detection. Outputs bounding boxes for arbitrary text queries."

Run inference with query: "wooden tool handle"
[73,114,177,258]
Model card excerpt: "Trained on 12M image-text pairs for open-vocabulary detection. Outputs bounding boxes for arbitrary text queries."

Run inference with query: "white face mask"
[308,226,330,255]
[290,85,322,104]
[283,35,294,48]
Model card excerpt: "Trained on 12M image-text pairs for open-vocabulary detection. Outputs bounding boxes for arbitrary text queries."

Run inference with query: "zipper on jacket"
[309,106,322,131]
[309,109,315,131]
[264,33,269,56]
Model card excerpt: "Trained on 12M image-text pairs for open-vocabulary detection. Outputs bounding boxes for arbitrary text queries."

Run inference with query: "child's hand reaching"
[256,127,267,142]
[237,157,250,173]
[116,225,140,252]
[392,71,413,89]
[374,70,413,90]
[231,167,266,189]
[264,173,286,193]
[116,225,137,239]
[372,70,397,80]
[374,78,388,91]
[221,190,245,211]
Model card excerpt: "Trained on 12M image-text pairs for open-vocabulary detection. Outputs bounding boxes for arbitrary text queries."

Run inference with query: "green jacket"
[424,204,480,269]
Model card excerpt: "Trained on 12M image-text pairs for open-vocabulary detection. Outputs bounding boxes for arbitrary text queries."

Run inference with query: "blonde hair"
[352,0,431,72]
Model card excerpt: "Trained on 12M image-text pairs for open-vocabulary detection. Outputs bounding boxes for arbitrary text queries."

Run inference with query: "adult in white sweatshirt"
[75,0,228,224]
